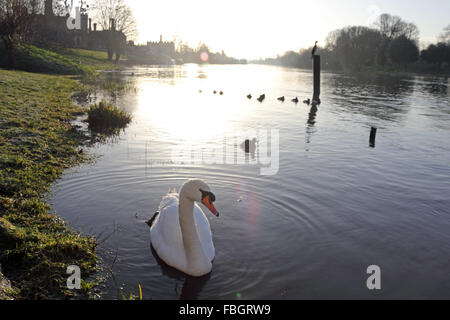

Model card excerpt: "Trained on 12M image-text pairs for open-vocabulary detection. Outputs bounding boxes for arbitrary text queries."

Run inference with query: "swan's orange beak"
[202,195,219,217]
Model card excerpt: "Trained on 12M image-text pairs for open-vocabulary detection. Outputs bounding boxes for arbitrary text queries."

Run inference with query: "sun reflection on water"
[134,66,255,144]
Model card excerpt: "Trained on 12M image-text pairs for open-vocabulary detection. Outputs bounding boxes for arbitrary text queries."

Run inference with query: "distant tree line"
[175,41,246,65]
[259,13,450,74]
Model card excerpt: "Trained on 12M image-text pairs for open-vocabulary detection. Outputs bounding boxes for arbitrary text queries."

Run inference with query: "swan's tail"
[168,187,177,194]
[146,211,160,228]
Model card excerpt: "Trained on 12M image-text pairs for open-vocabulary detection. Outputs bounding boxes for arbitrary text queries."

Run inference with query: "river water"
[51,64,450,299]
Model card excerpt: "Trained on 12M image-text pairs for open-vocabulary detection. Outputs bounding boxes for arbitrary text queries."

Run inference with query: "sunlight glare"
[134,66,252,144]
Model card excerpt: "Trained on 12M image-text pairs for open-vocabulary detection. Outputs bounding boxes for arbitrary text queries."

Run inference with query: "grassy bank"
[0,69,98,299]
[52,47,122,72]
[0,43,120,75]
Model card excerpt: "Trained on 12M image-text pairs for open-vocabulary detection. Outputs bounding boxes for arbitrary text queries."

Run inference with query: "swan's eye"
[200,189,215,203]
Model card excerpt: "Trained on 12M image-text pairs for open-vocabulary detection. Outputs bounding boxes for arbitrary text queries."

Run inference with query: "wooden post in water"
[245,140,250,153]
[370,127,377,148]
[312,55,320,105]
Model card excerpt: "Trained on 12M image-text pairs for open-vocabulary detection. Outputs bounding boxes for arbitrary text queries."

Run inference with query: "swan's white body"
[150,180,216,277]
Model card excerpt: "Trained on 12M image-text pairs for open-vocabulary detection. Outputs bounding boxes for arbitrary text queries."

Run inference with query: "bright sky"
[126,0,450,59]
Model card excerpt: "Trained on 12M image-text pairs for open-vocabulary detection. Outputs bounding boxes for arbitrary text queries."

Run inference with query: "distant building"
[146,35,175,58]
[33,0,126,60]
[126,35,177,65]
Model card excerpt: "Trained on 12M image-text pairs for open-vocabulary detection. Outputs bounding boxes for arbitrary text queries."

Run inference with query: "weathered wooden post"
[370,127,377,148]
[312,55,320,105]
[244,140,250,153]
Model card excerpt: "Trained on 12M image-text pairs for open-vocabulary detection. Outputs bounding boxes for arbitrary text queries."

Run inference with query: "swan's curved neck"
[179,190,210,273]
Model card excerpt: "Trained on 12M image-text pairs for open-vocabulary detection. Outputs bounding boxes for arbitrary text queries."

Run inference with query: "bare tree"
[0,0,35,68]
[375,14,402,38]
[30,0,43,14]
[52,0,89,16]
[403,22,420,42]
[439,24,450,44]
[91,0,138,40]
[53,0,74,16]
[374,13,419,41]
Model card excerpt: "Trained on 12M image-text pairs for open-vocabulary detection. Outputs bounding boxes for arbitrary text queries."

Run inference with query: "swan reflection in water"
[150,246,211,300]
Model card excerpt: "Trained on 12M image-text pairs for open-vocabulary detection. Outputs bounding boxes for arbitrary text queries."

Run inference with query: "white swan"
[147,179,219,277]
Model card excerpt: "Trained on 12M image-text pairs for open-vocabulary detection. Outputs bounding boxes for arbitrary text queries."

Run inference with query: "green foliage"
[121,284,143,300]
[421,42,450,66]
[80,279,98,295]
[330,26,384,71]
[87,100,131,132]
[388,36,419,67]
[375,39,390,66]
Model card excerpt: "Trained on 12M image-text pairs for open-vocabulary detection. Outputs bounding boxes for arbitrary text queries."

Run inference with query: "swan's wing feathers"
[151,198,187,270]
[168,187,177,194]
[158,193,179,211]
[151,193,215,272]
